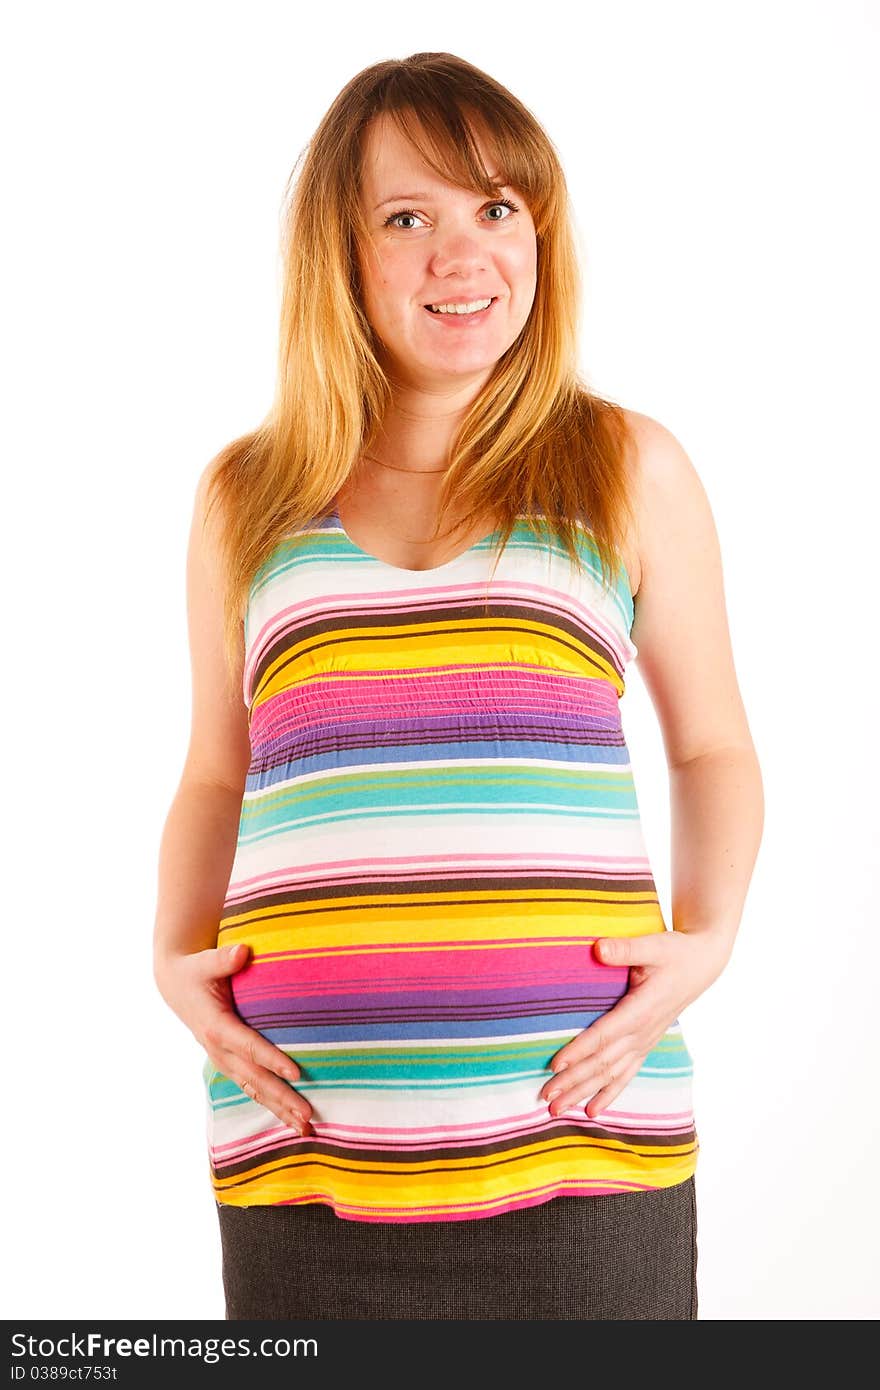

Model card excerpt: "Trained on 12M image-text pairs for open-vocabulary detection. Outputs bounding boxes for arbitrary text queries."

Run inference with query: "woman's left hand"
[541,927,734,1119]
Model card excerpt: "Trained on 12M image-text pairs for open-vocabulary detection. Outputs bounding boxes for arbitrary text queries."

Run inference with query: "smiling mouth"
[423,297,498,318]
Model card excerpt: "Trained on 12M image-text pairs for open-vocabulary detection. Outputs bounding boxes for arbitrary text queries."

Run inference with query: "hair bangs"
[368,81,553,235]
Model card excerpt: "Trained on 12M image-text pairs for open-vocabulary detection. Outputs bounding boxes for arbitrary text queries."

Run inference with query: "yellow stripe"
[210,1135,698,1211]
[254,620,624,708]
[218,900,669,953]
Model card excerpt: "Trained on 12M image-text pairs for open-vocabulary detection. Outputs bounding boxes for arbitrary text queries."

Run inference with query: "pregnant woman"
[153,51,764,1320]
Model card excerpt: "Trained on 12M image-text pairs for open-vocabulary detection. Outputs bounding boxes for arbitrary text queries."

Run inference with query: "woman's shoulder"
[618,407,707,600]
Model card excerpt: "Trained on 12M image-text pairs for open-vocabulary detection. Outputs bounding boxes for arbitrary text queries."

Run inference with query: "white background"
[3,0,877,1321]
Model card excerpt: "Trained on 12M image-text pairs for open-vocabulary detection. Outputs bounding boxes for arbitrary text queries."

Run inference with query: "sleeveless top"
[203,506,699,1223]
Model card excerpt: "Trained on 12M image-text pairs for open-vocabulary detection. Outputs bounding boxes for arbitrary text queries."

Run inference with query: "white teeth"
[428,298,493,315]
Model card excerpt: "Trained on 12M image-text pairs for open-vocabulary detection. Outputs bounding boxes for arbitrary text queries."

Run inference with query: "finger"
[208,941,251,977]
[594,933,669,968]
[231,1064,313,1135]
[550,993,647,1072]
[211,1018,313,1126]
[542,1030,632,1103]
[543,1039,636,1115]
[222,1014,304,1087]
[584,1054,645,1119]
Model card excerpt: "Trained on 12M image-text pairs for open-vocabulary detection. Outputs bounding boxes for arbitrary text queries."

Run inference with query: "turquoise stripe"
[238,766,643,839]
[247,515,634,640]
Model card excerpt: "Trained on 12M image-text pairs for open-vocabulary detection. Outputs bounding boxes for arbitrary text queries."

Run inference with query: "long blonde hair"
[204,51,637,682]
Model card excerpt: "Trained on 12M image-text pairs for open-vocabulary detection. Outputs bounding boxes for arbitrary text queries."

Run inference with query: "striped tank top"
[204,505,699,1223]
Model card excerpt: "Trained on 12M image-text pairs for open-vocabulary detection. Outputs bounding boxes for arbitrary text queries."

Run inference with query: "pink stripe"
[237,942,626,993]
[605,1107,695,1121]
[247,669,617,739]
[228,936,643,966]
[210,1099,693,1161]
[250,663,622,728]
[223,851,653,900]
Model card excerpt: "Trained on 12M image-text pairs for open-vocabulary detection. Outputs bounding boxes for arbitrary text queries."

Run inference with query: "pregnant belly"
[228,925,632,1130]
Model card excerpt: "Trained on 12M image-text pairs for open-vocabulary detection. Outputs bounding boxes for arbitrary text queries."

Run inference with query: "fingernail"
[552,1062,568,1075]
[546,1088,562,1103]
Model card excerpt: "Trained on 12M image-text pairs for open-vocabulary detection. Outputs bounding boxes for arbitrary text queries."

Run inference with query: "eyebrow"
[374,177,506,211]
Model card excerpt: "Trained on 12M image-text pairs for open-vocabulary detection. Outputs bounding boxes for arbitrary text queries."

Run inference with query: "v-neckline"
[330,504,504,576]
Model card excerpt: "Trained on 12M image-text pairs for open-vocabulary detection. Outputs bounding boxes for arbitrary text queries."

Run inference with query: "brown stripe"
[252,598,622,704]
[212,1127,699,1186]
[220,882,659,930]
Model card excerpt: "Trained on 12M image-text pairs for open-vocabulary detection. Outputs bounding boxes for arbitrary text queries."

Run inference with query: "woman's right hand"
[154,941,313,1136]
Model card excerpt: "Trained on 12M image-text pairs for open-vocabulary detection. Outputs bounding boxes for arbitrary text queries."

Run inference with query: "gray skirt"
[216,1178,698,1320]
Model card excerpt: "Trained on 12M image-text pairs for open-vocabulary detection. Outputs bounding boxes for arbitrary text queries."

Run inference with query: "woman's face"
[356,114,538,389]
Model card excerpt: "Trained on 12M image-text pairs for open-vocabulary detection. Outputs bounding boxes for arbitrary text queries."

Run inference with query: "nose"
[428,229,489,278]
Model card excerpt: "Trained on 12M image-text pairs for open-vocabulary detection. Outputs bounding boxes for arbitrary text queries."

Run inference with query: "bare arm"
[669,750,764,958]
[541,412,764,1118]
[626,409,765,960]
[153,460,252,969]
[152,463,313,1135]
[153,777,244,963]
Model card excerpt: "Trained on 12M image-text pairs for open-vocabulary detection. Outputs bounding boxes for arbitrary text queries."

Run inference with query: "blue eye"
[382,197,520,230]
